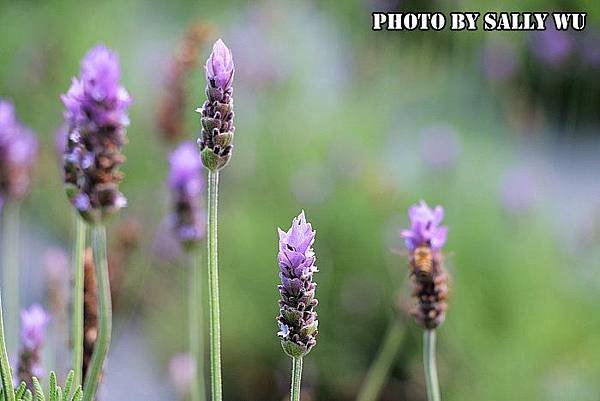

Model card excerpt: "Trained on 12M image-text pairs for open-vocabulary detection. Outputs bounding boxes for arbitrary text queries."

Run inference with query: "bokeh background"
[1,0,600,400]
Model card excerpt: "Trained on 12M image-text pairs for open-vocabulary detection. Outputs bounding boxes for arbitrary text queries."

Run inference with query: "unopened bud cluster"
[197,39,235,171]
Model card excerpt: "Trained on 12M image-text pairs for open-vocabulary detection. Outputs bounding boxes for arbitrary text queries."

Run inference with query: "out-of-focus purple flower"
[168,353,196,397]
[20,304,50,350]
[482,37,518,81]
[198,39,235,171]
[168,141,205,248]
[0,99,38,205]
[401,201,449,329]
[400,201,448,251]
[420,124,462,170]
[499,165,538,214]
[277,211,319,357]
[61,44,132,223]
[529,25,573,68]
[17,304,50,388]
[205,39,234,91]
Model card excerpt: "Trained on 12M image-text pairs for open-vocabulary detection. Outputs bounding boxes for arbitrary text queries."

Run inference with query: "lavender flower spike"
[401,201,449,329]
[277,211,319,358]
[168,141,206,248]
[0,99,38,207]
[16,304,50,388]
[61,44,132,224]
[198,39,235,171]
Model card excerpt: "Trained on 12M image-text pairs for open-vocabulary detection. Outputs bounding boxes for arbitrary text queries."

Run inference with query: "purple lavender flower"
[0,99,38,206]
[401,201,449,329]
[277,211,319,357]
[17,304,50,388]
[168,141,206,248]
[198,39,235,171]
[400,200,448,252]
[168,353,196,397]
[61,44,132,223]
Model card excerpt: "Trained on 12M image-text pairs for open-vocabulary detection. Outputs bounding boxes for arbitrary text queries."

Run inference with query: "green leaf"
[32,378,45,401]
[62,372,73,401]
[49,372,57,401]
[14,383,26,400]
[69,387,82,401]
[22,390,32,401]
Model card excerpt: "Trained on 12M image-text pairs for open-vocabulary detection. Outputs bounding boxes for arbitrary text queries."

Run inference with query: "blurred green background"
[1,0,600,400]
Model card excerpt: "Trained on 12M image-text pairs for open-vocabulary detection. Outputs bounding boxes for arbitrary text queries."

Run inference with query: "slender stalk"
[71,216,86,387]
[423,330,441,401]
[2,201,20,357]
[356,319,405,401]
[290,357,303,401]
[189,248,206,401]
[206,170,222,401]
[0,291,15,401]
[83,225,112,401]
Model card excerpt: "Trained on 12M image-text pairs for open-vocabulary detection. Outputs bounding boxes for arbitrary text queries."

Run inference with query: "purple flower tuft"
[0,99,38,205]
[167,141,205,247]
[277,211,319,357]
[198,39,235,171]
[400,200,448,251]
[205,39,235,91]
[61,44,132,223]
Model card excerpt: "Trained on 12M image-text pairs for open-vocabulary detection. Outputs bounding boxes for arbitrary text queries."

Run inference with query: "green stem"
[356,319,405,401]
[83,225,112,401]
[2,201,20,357]
[0,205,16,401]
[71,216,86,387]
[189,248,206,401]
[423,330,441,401]
[290,357,303,401]
[206,170,222,401]
[0,292,15,401]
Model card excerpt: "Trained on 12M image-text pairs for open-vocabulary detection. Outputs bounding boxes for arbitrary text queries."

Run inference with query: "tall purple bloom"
[16,304,50,388]
[401,201,449,329]
[168,141,206,248]
[61,44,132,223]
[277,211,319,357]
[0,99,37,208]
[198,39,235,171]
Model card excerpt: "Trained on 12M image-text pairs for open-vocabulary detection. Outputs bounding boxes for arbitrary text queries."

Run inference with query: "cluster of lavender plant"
[0,31,457,401]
